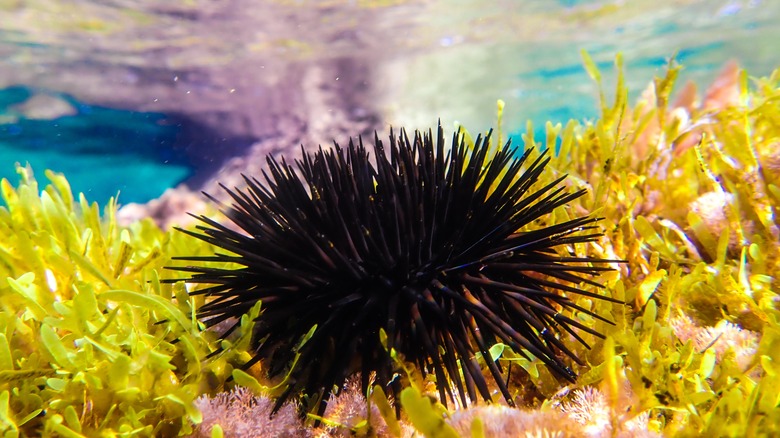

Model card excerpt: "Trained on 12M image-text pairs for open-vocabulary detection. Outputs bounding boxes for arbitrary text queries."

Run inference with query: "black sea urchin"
[170,124,619,415]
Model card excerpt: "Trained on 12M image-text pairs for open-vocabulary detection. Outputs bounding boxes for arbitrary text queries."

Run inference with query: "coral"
[557,386,658,438]
[312,377,417,437]
[670,314,760,373]
[192,387,308,438]
[448,405,583,438]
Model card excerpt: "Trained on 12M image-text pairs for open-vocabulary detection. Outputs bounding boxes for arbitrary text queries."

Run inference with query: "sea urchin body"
[171,124,619,416]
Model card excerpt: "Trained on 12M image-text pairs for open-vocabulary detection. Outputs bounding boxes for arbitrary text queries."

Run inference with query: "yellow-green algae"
[0,55,778,437]
[0,168,245,436]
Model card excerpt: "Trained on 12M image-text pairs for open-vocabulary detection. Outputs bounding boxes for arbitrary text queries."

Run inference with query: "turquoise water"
[0,0,778,206]
[386,0,780,145]
[0,87,188,204]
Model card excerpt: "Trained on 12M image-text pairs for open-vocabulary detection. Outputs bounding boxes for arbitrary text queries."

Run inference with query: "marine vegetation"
[0,53,778,437]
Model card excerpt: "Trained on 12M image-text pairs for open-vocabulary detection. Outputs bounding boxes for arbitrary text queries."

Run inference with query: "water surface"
[0,0,777,204]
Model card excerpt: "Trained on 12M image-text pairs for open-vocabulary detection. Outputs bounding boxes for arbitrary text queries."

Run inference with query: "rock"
[10,93,77,120]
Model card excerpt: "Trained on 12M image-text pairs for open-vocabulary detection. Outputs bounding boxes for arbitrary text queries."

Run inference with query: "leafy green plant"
[0,167,227,436]
[532,53,780,437]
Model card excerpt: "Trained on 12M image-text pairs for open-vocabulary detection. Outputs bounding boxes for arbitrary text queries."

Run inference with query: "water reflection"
[0,0,777,204]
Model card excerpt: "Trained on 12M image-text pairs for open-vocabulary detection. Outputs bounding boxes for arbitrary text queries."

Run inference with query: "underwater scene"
[0,0,778,436]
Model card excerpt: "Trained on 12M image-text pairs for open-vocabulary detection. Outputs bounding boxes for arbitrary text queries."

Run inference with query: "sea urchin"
[170,124,619,416]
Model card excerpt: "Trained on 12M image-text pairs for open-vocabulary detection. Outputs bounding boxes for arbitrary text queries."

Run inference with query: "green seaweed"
[0,166,228,436]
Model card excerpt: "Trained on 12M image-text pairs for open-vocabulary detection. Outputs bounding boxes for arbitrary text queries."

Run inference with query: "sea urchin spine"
[169,124,620,416]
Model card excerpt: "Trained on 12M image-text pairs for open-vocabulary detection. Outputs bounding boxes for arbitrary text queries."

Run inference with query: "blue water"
[513,41,729,148]
[0,87,189,205]
[1,0,777,207]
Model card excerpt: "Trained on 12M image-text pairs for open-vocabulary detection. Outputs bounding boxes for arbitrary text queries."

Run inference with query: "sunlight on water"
[383,0,780,136]
[0,0,777,204]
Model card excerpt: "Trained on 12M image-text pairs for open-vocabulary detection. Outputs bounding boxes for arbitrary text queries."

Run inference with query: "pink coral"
[558,386,657,438]
[191,387,310,438]
[448,405,582,438]
[313,377,416,437]
[671,314,759,372]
